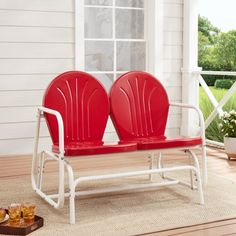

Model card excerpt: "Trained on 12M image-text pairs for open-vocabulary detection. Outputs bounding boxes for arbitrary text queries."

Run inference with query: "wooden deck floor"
[0,147,236,235]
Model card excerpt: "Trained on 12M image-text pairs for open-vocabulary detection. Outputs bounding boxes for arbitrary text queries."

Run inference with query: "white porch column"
[146,0,163,82]
[181,0,200,136]
[75,0,84,70]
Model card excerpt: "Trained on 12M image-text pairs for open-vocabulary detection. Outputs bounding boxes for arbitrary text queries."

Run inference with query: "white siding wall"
[163,0,183,137]
[0,0,75,155]
[0,0,184,155]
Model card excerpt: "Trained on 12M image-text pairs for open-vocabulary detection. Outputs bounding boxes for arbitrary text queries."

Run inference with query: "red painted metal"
[43,71,109,147]
[110,71,202,149]
[137,137,202,150]
[110,71,169,142]
[43,71,137,156]
[52,142,137,156]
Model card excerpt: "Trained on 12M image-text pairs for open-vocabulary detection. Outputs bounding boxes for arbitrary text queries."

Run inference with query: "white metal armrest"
[32,106,65,209]
[169,102,206,144]
[38,106,65,155]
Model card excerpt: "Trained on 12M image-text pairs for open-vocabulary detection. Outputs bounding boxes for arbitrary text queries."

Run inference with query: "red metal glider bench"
[32,71,205,224]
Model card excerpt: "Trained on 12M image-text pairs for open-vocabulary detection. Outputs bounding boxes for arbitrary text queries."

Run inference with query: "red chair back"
[110,71,169,142]
[43,71,109,146]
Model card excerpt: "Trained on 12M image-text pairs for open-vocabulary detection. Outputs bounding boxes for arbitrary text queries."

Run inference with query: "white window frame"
[74,0,163,82]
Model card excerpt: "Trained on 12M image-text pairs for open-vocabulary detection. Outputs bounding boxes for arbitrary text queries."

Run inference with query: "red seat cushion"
[52,142,137,156]
[136,137,202,150]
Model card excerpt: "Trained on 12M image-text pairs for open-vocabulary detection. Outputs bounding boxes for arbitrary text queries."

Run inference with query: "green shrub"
[202,75,236,86]
[202,75,221,86]
[215,79,234,89]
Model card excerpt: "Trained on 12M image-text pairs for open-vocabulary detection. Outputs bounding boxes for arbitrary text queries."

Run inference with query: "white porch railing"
[195,70,236,148]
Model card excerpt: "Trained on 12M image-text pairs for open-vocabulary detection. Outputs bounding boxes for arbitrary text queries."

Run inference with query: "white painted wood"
[165,128,180,137]
[197,74,220,111]
[103,132,119,142]
[146,0,163,82]
[0,27,74,43]
[0,43,74,58]
[0,59,73,74]
[200,70,236,76]
[166,114,181,129]
[0,91,43,107]
[0,137,51,156]
[0,0,75,155]
[163,32,182,45]
[164,3,183,17]
[163,59,182,73]
[75,0,84,70]
[181,0,199,136]
[166,87,182,101]
[205,80,236,129]
[0,0,73,12]
[0,121,49,139]
[163,17,183,32]
[169,106,181,115]
[0,74,56,90]
[163,73,182,86]
[206,139,224,148]
[106,118,116,131]
[0,107,38,123]
[164,45,182,59]
[0,0,185,155]
[0,10,74,27]
[161,0,184,136]
[165,0,182,4]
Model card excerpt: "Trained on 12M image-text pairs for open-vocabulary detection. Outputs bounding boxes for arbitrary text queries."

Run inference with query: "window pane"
[85,0,112,6]
[85,41,113,71]
[92,73,113,92]
[116,9,144,39]
[117,41,145,71]
[116,73,125,79]
[116,0,144,8]
[85,8,112,38]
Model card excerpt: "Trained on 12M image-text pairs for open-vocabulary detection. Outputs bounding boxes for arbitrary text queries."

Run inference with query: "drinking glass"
[22,202,36,223]
[8,203,21,224]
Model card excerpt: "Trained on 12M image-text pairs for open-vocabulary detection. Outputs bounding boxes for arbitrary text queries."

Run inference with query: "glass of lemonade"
[8,203,21,224]
[22,202,36,223]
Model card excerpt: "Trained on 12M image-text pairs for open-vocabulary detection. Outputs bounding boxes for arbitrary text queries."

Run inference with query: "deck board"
[1,147,236,235]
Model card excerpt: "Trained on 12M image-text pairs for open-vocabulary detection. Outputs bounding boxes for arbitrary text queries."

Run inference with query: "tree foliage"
[198,16,220,44]
[214,31,236,70]
[198,16,236,85]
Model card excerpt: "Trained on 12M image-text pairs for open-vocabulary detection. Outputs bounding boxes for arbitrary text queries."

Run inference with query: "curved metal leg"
[157,152,165,178]
[64,161,76,224]
[37,151,45,190]
[202,145,207,187]
[187,151,194,190]
[188,150,204,204]
[148,153,155,181]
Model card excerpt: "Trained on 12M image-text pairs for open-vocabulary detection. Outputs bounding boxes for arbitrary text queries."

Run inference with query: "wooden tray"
[0,210,44,235]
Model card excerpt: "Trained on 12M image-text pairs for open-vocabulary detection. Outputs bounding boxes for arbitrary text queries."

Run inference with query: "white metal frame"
[32,105,205,224]
[169,102,207,186]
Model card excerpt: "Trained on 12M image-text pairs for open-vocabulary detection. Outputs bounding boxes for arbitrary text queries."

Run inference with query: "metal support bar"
[48,180,179,199]
[163,176,197,190]
[74,165,198,186]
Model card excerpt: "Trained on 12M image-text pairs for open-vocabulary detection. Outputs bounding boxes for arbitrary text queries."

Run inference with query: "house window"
[81,0,146,91]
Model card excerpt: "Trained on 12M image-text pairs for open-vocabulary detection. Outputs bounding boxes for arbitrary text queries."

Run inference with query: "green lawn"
[199,87,236,142]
